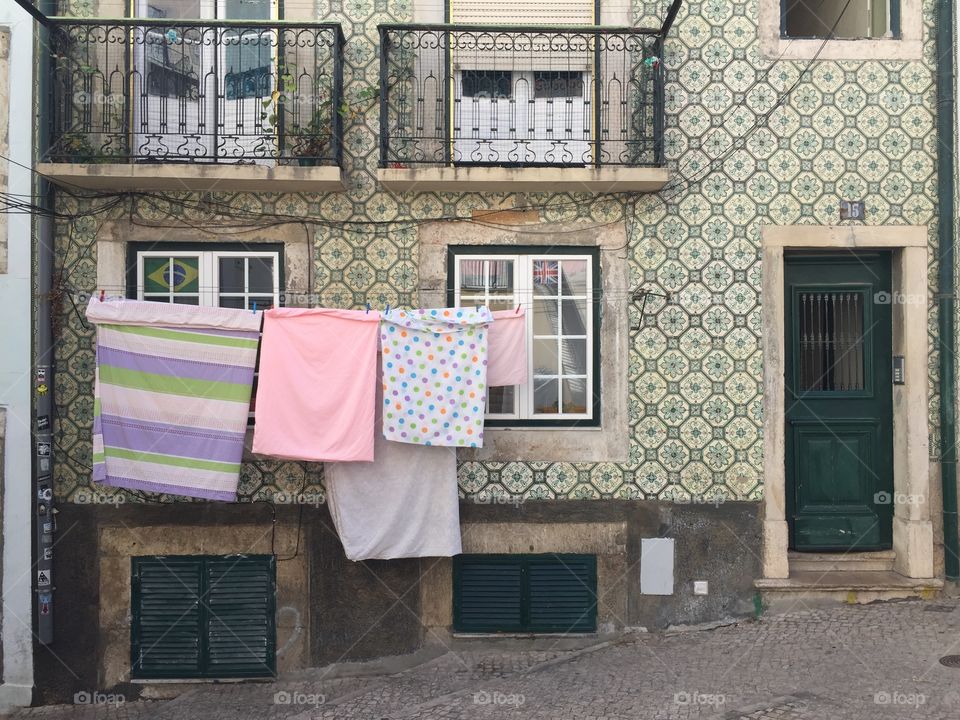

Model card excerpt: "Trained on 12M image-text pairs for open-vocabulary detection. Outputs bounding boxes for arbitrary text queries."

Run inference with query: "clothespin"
[385,304,390,314]
[515,303,521,314]
[252,301,257,314]
[366,302,371,314]
[99,289,105,302]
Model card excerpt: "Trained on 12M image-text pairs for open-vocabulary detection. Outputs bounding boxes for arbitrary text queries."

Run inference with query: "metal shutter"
[132,558,204,678]
[205,557,276,677]
[131,555,276,679]
[527,555,597,632]
[454,554,597,633]
[450,0,596,25]
[454,556,524,632]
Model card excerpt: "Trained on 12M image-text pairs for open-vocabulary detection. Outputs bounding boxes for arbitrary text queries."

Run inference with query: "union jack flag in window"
[533,260,559,288]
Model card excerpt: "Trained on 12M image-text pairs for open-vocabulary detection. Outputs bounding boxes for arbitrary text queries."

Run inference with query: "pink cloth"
[487,309,528,387]
[252,308,380,462]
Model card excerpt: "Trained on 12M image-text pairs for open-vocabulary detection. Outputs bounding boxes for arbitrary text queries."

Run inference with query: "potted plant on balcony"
[286,106,332,167]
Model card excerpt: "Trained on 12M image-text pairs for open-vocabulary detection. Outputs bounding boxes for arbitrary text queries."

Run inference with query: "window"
[131,555,276,679]
[128,243,281,422]
[781,0,899,39]
[453,554,597,633]
[533,71,584,99]
[129,244,282,310]
[450,247,600,426]
[461,70,513,99]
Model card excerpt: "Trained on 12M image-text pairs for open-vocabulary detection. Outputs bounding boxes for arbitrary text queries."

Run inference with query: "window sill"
[761,37,923,61]
[37,162,346,193]
[459,424,627,463]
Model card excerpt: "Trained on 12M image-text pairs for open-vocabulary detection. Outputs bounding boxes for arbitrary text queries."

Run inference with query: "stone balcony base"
[377,165,670,193]
[37,162,346,193]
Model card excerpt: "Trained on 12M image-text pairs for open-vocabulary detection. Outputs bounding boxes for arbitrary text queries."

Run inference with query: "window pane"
[560,260,588,295]
[249,296,275,310]
[143,256,200,294]
[172,296,200,305]
[533,338,559,375]
[462,70,512,99]
[534,71,584,99]
[561,338,587,375]
[459,259,486,293]
[139,0,202,19]
[487,386,515,414]
[249,257,275,293]
[562,378,588,414]
[533,260,560,295]
[561,299,588,335]
[219,257,246,294]
[218,296,246,309]
[533,300,558,335]
[488,259,514,292]
[533,378,559,414]
[142,294,172,304]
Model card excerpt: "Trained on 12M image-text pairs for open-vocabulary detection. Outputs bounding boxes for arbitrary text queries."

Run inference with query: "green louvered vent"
[527,556,597,632]
[133,559,203,675]
[132,555,276,679]
[454,554,597,633]
[455,557,524,632]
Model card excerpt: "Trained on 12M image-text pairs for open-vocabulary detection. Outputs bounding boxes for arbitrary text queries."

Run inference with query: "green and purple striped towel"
[87,298,262,501]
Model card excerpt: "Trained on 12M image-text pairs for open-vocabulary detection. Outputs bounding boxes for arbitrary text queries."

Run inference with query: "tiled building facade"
[33,0,950,703]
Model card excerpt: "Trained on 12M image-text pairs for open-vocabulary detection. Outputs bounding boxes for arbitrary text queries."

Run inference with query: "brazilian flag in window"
[143,256,200,294]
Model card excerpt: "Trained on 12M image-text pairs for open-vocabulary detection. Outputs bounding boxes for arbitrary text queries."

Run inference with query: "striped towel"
[86,298,262,501]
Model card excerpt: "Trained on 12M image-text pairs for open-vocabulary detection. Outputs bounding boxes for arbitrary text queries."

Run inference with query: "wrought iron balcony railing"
[378,16,676,169]
[47,18,344,166]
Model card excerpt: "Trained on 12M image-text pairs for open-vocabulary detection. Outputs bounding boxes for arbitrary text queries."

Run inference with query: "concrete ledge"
[37,162,345,193]
[378,165,670,193]
[755,570,944,591]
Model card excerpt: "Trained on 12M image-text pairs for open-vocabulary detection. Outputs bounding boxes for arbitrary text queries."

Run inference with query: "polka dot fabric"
[381,307,493,447]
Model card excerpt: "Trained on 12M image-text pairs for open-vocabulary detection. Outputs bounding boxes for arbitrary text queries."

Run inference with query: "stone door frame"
[760,225,934,579]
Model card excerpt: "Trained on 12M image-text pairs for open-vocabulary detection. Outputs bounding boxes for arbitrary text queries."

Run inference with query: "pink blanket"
[488,309,528,387]
[252,308,380,462]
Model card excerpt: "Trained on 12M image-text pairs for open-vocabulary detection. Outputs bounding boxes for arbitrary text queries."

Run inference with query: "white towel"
[324,370,462,560]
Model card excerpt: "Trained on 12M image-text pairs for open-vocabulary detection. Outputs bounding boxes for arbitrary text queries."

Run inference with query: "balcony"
[38,18,346,193]
[377,15,677,193]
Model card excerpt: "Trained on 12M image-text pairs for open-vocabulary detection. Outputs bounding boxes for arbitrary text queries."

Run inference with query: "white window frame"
[135,249,281,309]
[453,251,596,423]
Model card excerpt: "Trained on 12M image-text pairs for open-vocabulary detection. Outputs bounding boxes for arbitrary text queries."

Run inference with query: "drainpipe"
[936,0,959,581]
[34,0,57,644]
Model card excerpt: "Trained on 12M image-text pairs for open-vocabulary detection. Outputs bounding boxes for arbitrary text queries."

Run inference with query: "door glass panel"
[797,291,864,392]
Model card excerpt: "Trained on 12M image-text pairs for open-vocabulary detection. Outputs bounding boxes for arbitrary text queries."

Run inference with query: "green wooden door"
[784,252,893,551]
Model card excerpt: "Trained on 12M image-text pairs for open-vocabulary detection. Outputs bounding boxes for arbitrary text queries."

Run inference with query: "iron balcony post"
[332,26,345,167]
[593,29,602,168]
[379,26,389,167]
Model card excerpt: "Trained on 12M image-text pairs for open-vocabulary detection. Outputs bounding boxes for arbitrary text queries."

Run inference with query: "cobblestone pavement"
[10,599,960,720]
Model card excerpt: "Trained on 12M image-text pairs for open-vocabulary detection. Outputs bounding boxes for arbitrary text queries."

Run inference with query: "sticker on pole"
[39,592,51,615]
[37,569,52,587]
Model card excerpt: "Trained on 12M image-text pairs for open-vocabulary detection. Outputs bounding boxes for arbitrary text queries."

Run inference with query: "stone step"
[755,570,943,614]
[787,550,896,573]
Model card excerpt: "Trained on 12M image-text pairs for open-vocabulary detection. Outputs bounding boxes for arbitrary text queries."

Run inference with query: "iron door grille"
[454,554,597,633]
[131,555,276,679]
